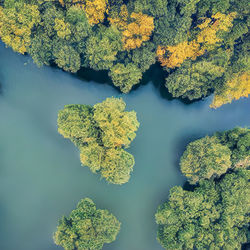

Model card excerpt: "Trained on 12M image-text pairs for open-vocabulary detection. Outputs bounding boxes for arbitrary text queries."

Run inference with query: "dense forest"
[156,128,250,249]
[0,1,249,249]
[0,0,249,107]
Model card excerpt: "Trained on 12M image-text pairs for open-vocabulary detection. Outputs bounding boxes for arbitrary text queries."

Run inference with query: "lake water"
[0,43,249,250]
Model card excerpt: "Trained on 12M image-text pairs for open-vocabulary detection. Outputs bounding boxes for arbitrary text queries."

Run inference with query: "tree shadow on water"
[130,63,203,105]
[53,62,205,105]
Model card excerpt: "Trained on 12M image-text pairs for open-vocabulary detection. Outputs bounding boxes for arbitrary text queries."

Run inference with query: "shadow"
[75,67,122,93]
[44,59,209,106]
[242,242,250,250]
[130,62,205,105]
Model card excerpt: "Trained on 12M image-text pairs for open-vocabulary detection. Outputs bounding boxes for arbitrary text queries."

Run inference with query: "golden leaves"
[59,0,108,25]
[157,12,237,69]
[0,4,40,54]
[210,71,250,108]
[109,5,154,50]
[54,18,71,39]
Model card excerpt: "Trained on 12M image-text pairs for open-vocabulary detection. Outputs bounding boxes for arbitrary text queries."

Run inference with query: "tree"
[58,0,109,25]
[155,169,249,250]
[130,42,156,72]
[215,127,250,167]
[84,25,122,70]
[210,71,250,108]
[109,5,154,50]
[0,1,40,54]
[109,63,142,93]
[157,12,236,69]
[57,97,139,184]
[54,198,121,250]
[165,60,225,100]
[180,136,232,184]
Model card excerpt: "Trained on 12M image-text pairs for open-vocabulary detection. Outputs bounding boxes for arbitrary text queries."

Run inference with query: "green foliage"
[109,63,142,93]
[85,25,123,70]
[0,1,40,54]
[54,198,121,250]
[0,0,249,102]
[155,169,250,250]
[180,136,232,184]
[215,127,250,167]
[165,60,225,100]
[57,97,139,184]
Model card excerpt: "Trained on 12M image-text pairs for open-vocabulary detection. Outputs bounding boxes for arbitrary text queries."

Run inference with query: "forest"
[156,127,250,249]
[0,0,249,107]
[0,0,249,249]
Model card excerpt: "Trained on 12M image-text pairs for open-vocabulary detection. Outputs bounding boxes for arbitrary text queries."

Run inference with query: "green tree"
[0,1,40,54]
[85,25,123,70]
[180,136,232,184]
[109,63,142,93]
[215,127,250,167]
[57,97,139,184]
[155,169,249,250]
[165,60,225,100]
[54,198,121,250]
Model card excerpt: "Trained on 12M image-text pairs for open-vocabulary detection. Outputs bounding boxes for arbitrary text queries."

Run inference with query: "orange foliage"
[210,71,250,108]
[157,12,237,69]
[157,41,203,68]
[59,0,108,25]
[109,5,154,50]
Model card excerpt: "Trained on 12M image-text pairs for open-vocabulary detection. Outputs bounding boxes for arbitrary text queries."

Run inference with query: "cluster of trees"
[54,198,120,249]
[155,127,250,249]
[57,97,139,184]
[0,0,249,107]
[180,127,249,184]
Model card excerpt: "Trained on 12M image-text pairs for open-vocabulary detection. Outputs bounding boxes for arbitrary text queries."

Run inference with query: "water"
[0,43,249,250]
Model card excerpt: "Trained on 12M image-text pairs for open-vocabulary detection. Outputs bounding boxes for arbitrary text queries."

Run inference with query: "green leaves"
[54,198,121,250]
[57,97,139,184]
[156,127,250,249]
[109,63,143,93]
[180,136,232,184]
[155,169,249,250]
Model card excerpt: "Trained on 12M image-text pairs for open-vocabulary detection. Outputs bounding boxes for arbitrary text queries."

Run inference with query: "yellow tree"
[210,71,250,108]
[58,0,108,25]
[54,18,71,39]
[109,5,154,50]
[0,3,40,54]
[157,12,237,69]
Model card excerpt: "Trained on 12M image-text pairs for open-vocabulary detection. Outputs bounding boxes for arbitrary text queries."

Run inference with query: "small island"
[54,198,121,250]
[58,97,140,184]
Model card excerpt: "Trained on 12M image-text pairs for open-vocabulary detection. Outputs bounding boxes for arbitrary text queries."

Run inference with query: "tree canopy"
[0,0,248,106]
[57,97,139,184]
[156,127,250,250]
[155,168,249,250]
[180,128,249,184]
[54,198,121,250]
[180,136,232,184]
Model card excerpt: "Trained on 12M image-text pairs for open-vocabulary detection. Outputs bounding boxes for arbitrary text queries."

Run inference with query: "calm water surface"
[0,43,249,250]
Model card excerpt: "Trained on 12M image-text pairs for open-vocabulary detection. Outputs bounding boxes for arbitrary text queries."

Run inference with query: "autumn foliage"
[59,0,108,25]
[211,71,250,108]
[0,3,40,54]
[157,12,237,69]
[109,5,154,50]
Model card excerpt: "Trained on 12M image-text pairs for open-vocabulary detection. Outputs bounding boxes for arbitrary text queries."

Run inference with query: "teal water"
[0,43,249,250]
